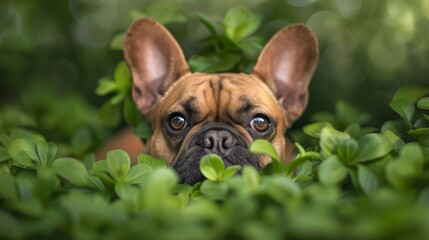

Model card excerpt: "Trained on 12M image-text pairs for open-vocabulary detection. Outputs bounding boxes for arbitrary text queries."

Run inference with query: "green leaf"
[125,164,152,184]
[37,141,52,167]
[357,165,380,195]
[190,182,202,198]
[143,168,178,210]
[417,97,429,110]
[219,165,241,181]
[263,176,301,200]
[99,102,121,128]
[70,127,92,156]
[95,76,116,96]
[134,120,153,140]
[236,36,263,55]
[87,175,105,191]
[249,139,280,162]
[110,32,126,50]
[189,54,240,73]
[137,154,167,169]
[224,7,261,42]
[115,182,139,202]
[304,184,340,205]
[195,12,218,38]
[303,122,333,138]
[114,61,131,91]
[354,134,392,163]
[389,99,415,127]
[51,157,89,186]
[386,143,424,189]
[242,165,259,189]
[123,96,142,127]
[318,156,348,185]
[285,151,322,174]
[392,85,429,102]
[109,92,126,105]
[399,143,424,168]
[407,128,429,139]
[34,168,61,201]
[200,180,228,200]
[0,147,10,162]
[382,130,405,154]
[344,124,376,139]
[336,138,358,163]
[381,119,409,140]
[0,174,18,200]
[419,132,429,148]
[319,127,350,158]
[92,160,115,185]
[294,160,314,182]
[8,138,37,167]
[199,154,225,181]
[106,150,131,180]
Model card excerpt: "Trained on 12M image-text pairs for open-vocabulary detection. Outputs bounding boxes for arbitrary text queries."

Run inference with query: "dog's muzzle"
[172,123,261,184]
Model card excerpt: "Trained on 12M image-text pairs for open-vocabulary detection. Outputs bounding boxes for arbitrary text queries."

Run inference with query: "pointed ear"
[124,19,190,115]
[252,24,318,127]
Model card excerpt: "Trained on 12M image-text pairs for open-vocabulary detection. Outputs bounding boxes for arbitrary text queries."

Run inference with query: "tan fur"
[147,73,287,165]
[98,18,318,171]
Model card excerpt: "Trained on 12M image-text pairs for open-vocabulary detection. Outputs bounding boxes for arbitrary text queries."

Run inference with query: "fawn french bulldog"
[115,18,318,184]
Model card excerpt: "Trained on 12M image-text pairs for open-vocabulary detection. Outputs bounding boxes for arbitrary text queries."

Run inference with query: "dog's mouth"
[172,123,260,185]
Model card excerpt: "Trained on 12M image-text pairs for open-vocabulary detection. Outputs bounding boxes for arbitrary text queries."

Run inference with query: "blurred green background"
[1,0,429,130]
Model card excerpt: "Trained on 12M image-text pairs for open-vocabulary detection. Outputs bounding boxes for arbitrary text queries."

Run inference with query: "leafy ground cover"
[1,85,429,239]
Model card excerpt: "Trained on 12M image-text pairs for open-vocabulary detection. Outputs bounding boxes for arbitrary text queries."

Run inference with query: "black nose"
[200,130,236,153]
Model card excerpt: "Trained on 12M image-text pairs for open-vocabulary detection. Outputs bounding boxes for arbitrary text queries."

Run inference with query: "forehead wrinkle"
[219,77,237,121]
[237,96,256,114]
[223,76,279,119]
[188,77,216,122]
[181,96,198,117]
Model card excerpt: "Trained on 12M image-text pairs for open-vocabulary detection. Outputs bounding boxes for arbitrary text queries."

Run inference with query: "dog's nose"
[201,130,236,153]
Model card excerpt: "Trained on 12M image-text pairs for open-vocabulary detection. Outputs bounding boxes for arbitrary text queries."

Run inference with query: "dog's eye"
[250,116,270,132]
[168,114,187,130]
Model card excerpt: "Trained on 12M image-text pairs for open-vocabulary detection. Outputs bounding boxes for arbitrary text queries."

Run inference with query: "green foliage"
[2,85,429,239]
[189,8,263,73]
[199,154,241,182]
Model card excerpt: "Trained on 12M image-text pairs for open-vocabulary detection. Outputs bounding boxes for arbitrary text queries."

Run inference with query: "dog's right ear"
[252,25,318,127]
[124,19,190,115]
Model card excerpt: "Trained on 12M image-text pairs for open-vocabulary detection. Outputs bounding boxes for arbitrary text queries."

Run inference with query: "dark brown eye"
[169,115,187,130]
[250,116,270,132]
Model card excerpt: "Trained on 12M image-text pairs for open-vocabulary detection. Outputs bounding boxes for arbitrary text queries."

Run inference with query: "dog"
[117,18,318,184]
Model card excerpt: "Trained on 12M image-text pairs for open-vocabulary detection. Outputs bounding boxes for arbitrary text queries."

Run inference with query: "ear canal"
[124,19,189,115]
[252,24,318,127]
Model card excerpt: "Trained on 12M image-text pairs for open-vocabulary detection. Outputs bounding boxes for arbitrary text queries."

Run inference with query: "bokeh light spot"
[423,0,429,19]
[335,0,362,18]
[287,0,315,7]
[368,31,406,71]
[387,0,415,34]
[307,11,341,42]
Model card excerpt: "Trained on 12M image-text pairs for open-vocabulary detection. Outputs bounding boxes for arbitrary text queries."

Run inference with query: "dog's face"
[124,19,318,184]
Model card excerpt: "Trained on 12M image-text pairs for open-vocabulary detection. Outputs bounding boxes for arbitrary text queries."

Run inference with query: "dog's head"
[124,19,318,184]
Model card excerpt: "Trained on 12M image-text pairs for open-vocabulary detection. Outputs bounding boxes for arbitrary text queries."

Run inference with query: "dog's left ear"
[124,19,190,115]
[252,25,318,127]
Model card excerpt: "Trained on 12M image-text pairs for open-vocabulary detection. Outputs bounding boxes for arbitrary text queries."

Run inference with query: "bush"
[1,83,429,239]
